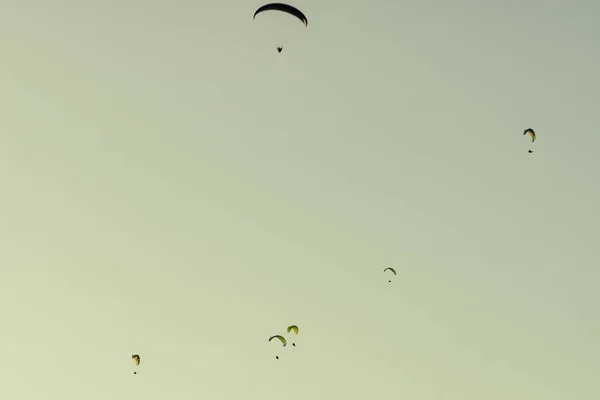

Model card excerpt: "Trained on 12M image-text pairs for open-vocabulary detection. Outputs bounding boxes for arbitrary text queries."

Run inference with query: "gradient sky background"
[1,1,598,399]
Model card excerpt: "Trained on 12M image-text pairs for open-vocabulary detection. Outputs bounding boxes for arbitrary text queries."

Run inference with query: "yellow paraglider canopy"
[524,128,536,143]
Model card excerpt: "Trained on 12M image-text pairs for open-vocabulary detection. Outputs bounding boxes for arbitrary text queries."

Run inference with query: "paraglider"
[383,267,396,282]
[269,334,286,359]
[287,325,298,346]
[524,128,536,153]
[254,3,308,52]
[132,354,140,374]
[253,3,308,26]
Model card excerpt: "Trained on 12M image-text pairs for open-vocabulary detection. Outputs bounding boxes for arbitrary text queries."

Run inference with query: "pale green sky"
[1,1,598,399]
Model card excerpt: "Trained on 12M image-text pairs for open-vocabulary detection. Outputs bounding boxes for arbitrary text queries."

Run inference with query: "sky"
[0,0,599,399]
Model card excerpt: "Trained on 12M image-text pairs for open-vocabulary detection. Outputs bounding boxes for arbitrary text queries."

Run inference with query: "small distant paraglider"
[287,325,298,346]
[383,267,396,282]
[132,354,140,374]
[254,3,308,52]
[269,334,287,359]
[524,128,536,153]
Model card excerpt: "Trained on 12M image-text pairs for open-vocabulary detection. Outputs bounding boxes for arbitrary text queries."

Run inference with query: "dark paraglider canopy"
[253,3,308,27]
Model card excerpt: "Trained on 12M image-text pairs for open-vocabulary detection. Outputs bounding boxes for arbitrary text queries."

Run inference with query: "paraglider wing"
[383,267,396,275]
[269,335,287,346]
[132,355,140,365]
[254,3,308,27]
[524,128,536,142]
[287,325,299,335]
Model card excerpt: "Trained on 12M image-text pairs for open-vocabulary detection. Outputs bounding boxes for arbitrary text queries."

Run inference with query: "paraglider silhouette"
[523,128,536,153]
[383,267,396,282]
[254,3,307,52]
[269,335,286,360]
[287,325,298,346]
[131,354,140,375]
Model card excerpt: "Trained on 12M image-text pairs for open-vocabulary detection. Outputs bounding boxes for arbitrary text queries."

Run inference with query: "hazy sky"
[1,1,599,399]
